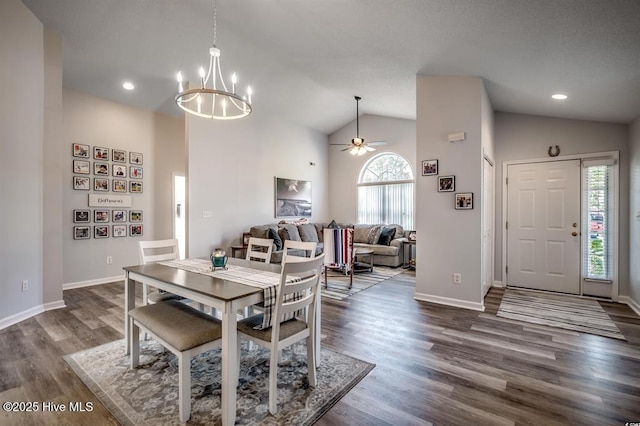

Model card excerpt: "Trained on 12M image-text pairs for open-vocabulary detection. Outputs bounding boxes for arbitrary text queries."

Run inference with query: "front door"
[506,160,581,294]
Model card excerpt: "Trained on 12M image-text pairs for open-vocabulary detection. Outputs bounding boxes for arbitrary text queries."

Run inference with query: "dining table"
[122,257,321,426]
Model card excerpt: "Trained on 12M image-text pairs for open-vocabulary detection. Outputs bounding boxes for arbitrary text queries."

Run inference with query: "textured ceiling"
[22,0,640,134]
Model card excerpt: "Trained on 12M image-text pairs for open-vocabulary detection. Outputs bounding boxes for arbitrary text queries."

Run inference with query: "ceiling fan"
[330,96,387,156]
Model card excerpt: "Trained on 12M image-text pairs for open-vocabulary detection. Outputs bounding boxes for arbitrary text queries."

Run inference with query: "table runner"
[158,258,300,329]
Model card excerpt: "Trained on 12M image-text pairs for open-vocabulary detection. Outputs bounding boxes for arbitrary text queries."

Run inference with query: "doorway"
[506,160,581,294]
[173,174,186,259]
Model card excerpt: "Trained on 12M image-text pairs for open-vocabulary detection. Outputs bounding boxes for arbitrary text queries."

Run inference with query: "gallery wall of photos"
[71,143,144,240]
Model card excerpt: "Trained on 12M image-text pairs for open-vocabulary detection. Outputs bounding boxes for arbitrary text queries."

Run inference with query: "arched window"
[357,153,414,229]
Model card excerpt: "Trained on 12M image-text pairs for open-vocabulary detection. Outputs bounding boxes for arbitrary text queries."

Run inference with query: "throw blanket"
[158,259,301,329]
[323,228,354,271]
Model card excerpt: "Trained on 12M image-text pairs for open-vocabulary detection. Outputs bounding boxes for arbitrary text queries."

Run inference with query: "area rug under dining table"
[65,339,374,425]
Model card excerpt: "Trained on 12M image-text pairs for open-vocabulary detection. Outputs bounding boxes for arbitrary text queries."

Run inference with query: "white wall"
[0,0,45,322]
[62,90,184,285]
[187,111,329,258]
[494,113,630,294]
[629,115,640,308]
[328,114,416,223]
[414,76,489,311]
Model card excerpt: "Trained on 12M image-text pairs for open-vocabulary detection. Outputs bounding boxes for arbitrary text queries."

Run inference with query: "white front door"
[506,160,581,294]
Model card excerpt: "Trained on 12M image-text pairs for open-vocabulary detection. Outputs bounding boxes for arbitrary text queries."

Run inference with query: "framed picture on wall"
[94,225,109,239]
[129,152,143,164]
[130,166,143,179]
[274,177,312,218]
[130,210,143,222]
[438,175,455,192]
[130,181,143,193]
[94,178,109,191]
[73,176,90,190]
[130,224,143,236]
[455,192,474,210]
[94,162,109,176]
[112,149,126,163]
[73,143,90,158]
[73,160,90,174]
[73,209,90,223]
[113,179,127,192]
[112,164,127,178]
[94,210,109,223]
[74,226,90,240]
[422,159,438,176]
[94,146,109,161]
[113,224,127,237]
[112,210,126,222]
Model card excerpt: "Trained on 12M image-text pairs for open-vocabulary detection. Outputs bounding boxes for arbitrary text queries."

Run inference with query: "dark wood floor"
[1,271,639,425]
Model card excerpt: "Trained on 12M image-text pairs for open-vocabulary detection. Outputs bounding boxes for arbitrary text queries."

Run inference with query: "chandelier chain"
[212,0,217,47]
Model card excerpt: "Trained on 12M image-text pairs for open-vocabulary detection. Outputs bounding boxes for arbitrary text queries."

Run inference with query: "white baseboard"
[63,275,124,290]
[619,295,640,317]
[0,298,66,331]
[492,280,504,288]
[414,292,485,312]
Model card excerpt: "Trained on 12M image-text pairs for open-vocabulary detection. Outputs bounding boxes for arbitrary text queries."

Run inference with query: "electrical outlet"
[453,273,461,284]
[106,256,113,264]
[21,280,28,292]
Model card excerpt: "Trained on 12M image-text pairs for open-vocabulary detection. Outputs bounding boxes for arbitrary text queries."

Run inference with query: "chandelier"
[175,0,252,120]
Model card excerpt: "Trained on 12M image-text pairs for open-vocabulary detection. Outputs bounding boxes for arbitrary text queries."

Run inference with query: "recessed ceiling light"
[122,81,135,91]
[551,93,568,100]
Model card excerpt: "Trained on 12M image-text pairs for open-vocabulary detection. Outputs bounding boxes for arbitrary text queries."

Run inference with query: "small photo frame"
[129,152,143,165]
[113,224,127,238]
[113,179,127,192]
[130,166,143,179]
[129,210,143,222]
[130,181,143,193]
[422,159,438,176]
[455,192,474,210]
[438,175,455,192]
[112,164,127,177]
[74,226,90,240]
[94,146,109,161]
[408,230,416,241]
[94,162,109,176]
[112,149,126,163]
[94,225,109,239]
[94,178,109,191]
[73,160,90,174]
[130,224,143,237]
[73,209,90,223]
[73,143,90,158]
[94,210,109,223]
[73,176,90,190]
[242,232,251,248]
[112,210,127,222]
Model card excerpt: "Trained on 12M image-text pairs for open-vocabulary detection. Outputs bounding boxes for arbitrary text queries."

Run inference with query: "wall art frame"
[73,143,90,158]
[73,209,90,223]
[73,176,90,190]
[438,175,455,192]
[455,192,474,210]
[130,224,143,236]
[113,224,127,237]
[94,146,109,161]
[94,225,109,239]
[94,178,109,191]
[274,177,312,218]
[422,159,438,176]
[130,181,143,193]
[129,152,143,165]
[112,149,126,163]
[113,179,127,192]
[74,226,90,240]
[73,160,90,174]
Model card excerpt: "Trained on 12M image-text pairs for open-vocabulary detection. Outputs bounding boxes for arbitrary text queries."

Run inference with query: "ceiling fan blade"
[365,145,376,152]
[341,147,351,152]
[368,140,387,146]
[329,143,350,146]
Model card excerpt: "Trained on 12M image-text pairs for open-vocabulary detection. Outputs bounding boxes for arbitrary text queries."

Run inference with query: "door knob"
[571,231,578,237]
[572,223,577,227]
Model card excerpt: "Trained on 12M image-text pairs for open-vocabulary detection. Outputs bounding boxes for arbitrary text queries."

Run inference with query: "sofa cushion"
[298,223,319,243]
[354,243,399,256]
[280,223,301,241]
[367,225,382,244]
[314,223,325,242]
[250,225,277,239]
[268,228,283,251]
[377,227,396,245]
[353,225,373,244]
[388,224,404,239]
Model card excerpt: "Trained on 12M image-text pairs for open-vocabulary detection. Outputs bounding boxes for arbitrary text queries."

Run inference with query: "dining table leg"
[124,272,136,355]
[221,302,238,426]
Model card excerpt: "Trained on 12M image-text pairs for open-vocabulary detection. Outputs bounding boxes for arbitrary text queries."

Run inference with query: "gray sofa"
[248,222,407,267]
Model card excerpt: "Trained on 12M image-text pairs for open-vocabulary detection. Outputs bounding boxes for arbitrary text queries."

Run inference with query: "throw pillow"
[327,220,339,229]
[377,227,396,246]
[268,228,283,251]
[278,227,289,243]
[367,225,382,244]
[298,223,319,243]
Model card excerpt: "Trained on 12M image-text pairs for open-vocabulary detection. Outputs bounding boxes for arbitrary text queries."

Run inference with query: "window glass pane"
[359,153,413,183]
[583,164,612,280]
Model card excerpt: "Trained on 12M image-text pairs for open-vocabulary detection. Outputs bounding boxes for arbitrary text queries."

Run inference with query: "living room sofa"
[248,221,408,267]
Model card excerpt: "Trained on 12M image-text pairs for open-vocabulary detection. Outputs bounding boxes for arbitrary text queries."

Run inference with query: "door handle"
[571,231,578,237]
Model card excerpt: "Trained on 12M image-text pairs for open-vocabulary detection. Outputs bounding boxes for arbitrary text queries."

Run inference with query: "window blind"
[582,162,613,281]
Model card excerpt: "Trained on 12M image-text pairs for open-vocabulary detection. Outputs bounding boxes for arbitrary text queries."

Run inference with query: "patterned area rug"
[321,266,404,300]
[65,339,374,425]
[497,288,625,340]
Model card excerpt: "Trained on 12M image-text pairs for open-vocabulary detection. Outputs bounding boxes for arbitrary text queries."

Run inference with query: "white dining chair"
[138,239,183,304]
[245,237,274,263]
[282,239,317,262]
[237,254,325,415]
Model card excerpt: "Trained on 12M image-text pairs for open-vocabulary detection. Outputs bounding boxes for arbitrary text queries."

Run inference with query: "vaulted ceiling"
[22,0,640,134]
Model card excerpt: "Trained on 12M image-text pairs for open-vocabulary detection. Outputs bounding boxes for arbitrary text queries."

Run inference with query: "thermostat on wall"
[448,132,466,142]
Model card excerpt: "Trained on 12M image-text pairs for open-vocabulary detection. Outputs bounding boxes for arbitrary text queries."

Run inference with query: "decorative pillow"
[314,223,324,242]
[367,225,382,244]
[278,227,289,242]
[327,220,339,229]
[268,228,283,251]
[298,223,319,243]
[377,227,396,246]
[280,223,301,241]
[353,225,372,244]
[388,224,404,239]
